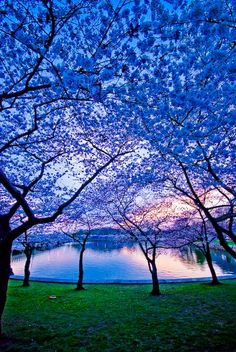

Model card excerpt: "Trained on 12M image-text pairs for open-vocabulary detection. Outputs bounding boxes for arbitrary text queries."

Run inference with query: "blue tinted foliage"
[0,0,235,259]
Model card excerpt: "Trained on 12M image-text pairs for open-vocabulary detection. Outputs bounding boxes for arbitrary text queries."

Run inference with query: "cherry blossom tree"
[63,225,91,291]
[164,161,236,259]
[1,0,234,339]
[138,0,236,258]
[14,222,68,287]
[0,0,162,336]
[61,199,105,291]
[20,231,36,287]
[103,180,186,296]
[189,211,221,285]
[170,209,221,285]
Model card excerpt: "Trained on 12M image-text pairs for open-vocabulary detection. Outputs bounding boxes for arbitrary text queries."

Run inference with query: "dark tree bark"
[23,245,33,287]
[204,244,220,285]
[76,242,86,291]
[0,216,12,337]
[214,226,236,260]
[150,261,161,296]
[178,162,236,259]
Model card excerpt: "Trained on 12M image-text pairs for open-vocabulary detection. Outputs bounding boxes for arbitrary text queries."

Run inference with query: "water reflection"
[177,246,236,274]
[11,240,236,282]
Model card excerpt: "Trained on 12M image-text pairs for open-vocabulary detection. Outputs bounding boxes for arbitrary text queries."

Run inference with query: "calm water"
[11,241,236,282]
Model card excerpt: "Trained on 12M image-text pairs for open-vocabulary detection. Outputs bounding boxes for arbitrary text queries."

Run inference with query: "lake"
[11,240,236,282]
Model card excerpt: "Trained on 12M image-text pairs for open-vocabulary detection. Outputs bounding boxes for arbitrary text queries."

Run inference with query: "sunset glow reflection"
[11,242,236,282]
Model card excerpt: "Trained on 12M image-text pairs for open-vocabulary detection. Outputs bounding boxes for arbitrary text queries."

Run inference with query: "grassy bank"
[2,280,236,351]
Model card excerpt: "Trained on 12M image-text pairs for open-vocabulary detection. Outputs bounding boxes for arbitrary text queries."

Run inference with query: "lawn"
[1,280,236,351]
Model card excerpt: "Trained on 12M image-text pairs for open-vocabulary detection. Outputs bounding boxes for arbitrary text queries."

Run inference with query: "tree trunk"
[76,245,85,291]
[23,246,33,287]
[0,240,12,337]
[205,245,220,285]
[212,222,236,259]
[150,261,161,296]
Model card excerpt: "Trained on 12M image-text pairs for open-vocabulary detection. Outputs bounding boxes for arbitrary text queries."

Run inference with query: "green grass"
[2,280,236,351]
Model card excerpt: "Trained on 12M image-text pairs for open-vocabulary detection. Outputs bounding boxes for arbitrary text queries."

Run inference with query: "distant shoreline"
[10,274,236,285]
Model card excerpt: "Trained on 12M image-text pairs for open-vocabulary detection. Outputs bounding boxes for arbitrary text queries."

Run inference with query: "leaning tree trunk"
[0,239,12,337]
[76,245,86,291]
[205,245,220,285]
[212,222,236,259]
[23,246,33,287]
[150,261,161,296]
